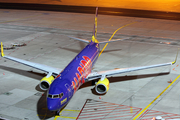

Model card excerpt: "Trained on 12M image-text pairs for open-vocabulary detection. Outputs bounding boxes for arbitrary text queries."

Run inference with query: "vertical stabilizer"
[91,7,99,43]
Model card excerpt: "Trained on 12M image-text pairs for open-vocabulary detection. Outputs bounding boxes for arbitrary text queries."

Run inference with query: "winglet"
[1,42,5,57]
[172,48,179,65]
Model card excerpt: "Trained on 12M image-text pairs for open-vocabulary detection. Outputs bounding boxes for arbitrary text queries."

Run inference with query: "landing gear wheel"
[56,110,61,116]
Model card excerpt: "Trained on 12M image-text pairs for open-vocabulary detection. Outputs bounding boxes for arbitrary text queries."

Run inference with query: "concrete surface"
[0,9,180,120]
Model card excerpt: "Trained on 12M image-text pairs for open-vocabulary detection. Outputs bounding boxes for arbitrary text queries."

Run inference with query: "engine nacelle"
[39,76,54,90]
[95,77,109,94]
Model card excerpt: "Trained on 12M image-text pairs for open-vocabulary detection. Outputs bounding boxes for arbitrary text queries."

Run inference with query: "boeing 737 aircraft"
[0,8,178,114]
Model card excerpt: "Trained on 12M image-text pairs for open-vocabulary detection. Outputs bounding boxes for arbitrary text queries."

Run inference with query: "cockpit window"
[48,94,53,98]
[53,95,59,98]
[48,92,64,99]
[59,93,64,98]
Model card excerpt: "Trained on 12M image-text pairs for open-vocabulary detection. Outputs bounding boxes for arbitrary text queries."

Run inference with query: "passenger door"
[65,83,72,99]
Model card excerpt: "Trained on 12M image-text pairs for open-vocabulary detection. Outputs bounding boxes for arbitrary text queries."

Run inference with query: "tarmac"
[0,9,180,120]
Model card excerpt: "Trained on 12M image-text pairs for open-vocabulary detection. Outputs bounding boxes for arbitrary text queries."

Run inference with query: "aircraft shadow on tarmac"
[37,91,56,119]
[0,65,57,118]
[0,65,170,118]
[62,38,122,53]
[59,38,87,53]
[0,65,46,91]
[60,45,122,54]
[37,91,68,119]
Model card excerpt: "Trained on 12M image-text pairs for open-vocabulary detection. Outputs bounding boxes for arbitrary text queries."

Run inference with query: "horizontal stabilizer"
[69,36,130,44]
[68,36,90,43]
[98,37,130,44]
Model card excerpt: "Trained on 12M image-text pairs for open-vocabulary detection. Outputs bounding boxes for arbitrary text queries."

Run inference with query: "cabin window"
[76,56,80,60]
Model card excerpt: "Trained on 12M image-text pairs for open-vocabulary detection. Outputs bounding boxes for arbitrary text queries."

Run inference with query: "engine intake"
[39,76,54,90]
[95,77,109,94]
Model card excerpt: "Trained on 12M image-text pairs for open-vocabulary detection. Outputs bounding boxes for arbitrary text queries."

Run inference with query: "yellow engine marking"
[99,22,137,57]
[133,75,180,120]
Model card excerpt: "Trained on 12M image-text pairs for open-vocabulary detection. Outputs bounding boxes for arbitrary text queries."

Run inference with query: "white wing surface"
[86,61,176,81]
[1,43,62,76]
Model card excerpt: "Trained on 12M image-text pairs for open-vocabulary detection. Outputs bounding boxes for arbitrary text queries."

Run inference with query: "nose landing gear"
[56,110,61,116]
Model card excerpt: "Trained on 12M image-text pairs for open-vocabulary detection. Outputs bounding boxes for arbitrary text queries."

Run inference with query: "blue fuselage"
[47,42,100,111]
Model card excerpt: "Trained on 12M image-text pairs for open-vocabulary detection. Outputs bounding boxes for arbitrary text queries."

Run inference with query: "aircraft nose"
[47,98,60,111]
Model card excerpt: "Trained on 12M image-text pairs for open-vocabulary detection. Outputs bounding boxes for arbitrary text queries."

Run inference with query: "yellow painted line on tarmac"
[98,22,136,57]
[63,109,80,112]
[41,107,48,120]
[41,108,80,112]
[54,116,59,120]
[133,75,180,120]
[37,114,53,117]
[54,109,80,119]
[37,108,80,120]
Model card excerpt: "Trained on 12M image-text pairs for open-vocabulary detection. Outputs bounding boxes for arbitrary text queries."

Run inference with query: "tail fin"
[91,7,99,43]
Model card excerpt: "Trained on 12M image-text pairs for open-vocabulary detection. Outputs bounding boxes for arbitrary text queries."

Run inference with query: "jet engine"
[95,77,109,94]
[39,76,54,90]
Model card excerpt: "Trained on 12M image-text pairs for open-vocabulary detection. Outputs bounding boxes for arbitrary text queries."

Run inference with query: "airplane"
[0,7,178,115]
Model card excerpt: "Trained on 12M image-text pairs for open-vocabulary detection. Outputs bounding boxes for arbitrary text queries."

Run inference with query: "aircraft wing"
[1,43,62,76]
[86,61,176,81]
